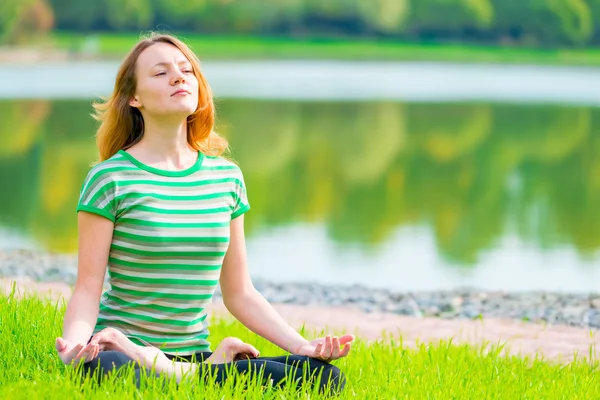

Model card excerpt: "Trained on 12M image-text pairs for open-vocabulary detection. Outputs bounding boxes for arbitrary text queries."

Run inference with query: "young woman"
[54,33,353,394]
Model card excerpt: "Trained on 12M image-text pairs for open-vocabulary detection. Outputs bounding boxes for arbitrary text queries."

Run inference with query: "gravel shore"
[2,249,599,329]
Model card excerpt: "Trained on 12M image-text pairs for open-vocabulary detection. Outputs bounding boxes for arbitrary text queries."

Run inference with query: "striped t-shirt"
[76,149,250,356]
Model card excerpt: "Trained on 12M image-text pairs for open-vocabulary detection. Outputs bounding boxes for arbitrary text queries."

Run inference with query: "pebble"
[2,249,599,329]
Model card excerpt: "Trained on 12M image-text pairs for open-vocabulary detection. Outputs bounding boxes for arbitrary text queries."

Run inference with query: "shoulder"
[202,154,244,177]
[81,152,134,187]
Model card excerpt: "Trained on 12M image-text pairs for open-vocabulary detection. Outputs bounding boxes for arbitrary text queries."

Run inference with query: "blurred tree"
[0,0,34,43]
[411,103,492,163]
[0,100,50,158]
[105,0,153,30]
[222,0,306,33]
[463,0,494,27]
[30,100,99,252]
[357,0,410,33]
[403,104,499,264]
[547,0,593,43]
[152,0,206,30]
[0,0,53,44]
[3,98,600,265]
[510,107,593,252]
[0,151,40,234]
[0,100,47,235]
[408,0,494,39]
[589,0,600,41]
[48,0,106,30]
[18,0,599,46]
[303,0,362,34]
[335,102,406,185]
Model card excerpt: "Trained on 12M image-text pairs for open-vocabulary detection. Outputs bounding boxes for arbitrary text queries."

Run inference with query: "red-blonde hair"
[92,33,228,161]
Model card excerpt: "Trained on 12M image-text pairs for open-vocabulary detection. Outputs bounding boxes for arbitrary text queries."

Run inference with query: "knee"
[81,350,138,385]
[317,363,346,395]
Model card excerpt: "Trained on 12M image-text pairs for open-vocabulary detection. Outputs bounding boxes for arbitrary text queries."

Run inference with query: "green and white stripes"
[76,150,250,355]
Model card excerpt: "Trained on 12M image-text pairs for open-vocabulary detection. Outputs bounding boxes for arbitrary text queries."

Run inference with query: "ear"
[129,95,142,108]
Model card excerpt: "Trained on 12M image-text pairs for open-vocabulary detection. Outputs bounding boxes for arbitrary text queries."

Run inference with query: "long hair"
[92,33,228,162]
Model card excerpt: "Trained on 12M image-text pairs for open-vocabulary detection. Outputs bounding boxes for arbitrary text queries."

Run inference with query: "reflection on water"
[1,99,599,290]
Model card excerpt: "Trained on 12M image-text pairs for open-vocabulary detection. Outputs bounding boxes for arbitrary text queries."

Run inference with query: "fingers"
[331,336,341,359]
[338,334,355,345]
[91,331,107,344]
[73,343,88,362]
[323,335,333,359]
[241,343,260,358]
[56,336,108,364]
[318,334,354,361]
[73,342,99,363]
[339,341,352,357]
[314,342,324,358]
[69,343,84,361]
[87,343,99,362]
[55,337,67,352]
[313,336,333,361]
[231,343,260,361]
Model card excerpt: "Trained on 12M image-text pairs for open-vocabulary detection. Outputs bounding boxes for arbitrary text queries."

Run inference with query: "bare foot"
[205,337,260,364]
[89,327,169,370]
[83,330,258,368]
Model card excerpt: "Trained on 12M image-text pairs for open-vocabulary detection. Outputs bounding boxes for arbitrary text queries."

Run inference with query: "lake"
[1,61,599,292]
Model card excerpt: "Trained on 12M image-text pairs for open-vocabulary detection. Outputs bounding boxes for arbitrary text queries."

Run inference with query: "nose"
[171,70,186,85]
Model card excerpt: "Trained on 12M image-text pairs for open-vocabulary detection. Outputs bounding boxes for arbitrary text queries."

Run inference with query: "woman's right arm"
[57,211,114,364]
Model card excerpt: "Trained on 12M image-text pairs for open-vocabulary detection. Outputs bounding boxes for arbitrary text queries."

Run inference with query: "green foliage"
[105,0,153,30]
[357,0,410,33]
[548,0,593,43]
[7,0,600,46]
[0,0,37,43]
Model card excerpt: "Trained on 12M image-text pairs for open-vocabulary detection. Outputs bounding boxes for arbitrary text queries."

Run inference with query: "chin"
[159,106,196,119]
[175,102,198,116]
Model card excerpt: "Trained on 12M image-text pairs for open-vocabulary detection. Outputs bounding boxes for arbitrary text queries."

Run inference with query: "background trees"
[4,0,600,46]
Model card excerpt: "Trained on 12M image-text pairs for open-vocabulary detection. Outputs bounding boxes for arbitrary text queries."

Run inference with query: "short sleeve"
[76,166,118,222]
[231,167,250,219]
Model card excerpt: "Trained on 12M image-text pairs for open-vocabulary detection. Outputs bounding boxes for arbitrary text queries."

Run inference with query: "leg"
[260,355,346,394]
[207,355,345,395]
[81,351,162,389]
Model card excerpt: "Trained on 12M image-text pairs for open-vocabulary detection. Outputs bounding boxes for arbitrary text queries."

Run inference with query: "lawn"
[1,289,599,399]
[48,32,600,67]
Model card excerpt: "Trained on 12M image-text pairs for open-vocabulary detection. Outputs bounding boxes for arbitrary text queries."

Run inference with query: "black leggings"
[82,350,346,395]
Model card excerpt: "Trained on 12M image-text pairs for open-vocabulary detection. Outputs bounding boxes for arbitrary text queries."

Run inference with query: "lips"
[171,88,190,96]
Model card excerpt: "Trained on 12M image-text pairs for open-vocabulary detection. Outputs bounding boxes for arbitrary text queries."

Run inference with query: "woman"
[54,33,353,394]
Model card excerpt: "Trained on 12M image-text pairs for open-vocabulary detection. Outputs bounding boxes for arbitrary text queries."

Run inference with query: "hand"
[294,334,354,362]
[206,337,260,364]
[55,337,98,365]
[85,327,169,370]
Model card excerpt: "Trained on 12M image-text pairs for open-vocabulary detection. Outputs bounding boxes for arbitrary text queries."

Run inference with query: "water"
[1,61,600,105]
[1,97,600,292]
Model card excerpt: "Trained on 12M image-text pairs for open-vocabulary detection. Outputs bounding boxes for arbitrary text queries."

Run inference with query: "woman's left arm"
[219,215,309,354]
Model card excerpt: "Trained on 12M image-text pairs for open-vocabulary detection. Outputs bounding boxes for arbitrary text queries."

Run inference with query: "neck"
[130,116,197,169]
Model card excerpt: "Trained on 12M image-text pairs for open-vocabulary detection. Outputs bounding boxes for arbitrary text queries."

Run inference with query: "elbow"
[221,286,256,311]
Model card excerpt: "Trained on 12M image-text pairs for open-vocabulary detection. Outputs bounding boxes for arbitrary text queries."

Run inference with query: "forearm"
[224,289,308,353]
[62,289,99,344]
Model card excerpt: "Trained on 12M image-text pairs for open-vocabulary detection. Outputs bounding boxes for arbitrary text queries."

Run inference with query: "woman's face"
[130,42,199,119]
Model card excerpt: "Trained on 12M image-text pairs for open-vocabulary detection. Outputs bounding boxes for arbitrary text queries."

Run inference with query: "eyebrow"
[152,60,192,68]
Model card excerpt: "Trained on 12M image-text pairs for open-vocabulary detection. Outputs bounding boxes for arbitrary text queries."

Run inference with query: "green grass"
[47,32,600,66]
[1,289,599,399]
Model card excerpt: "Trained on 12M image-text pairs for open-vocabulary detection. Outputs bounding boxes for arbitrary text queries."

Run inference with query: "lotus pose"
[54,33,353,395]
